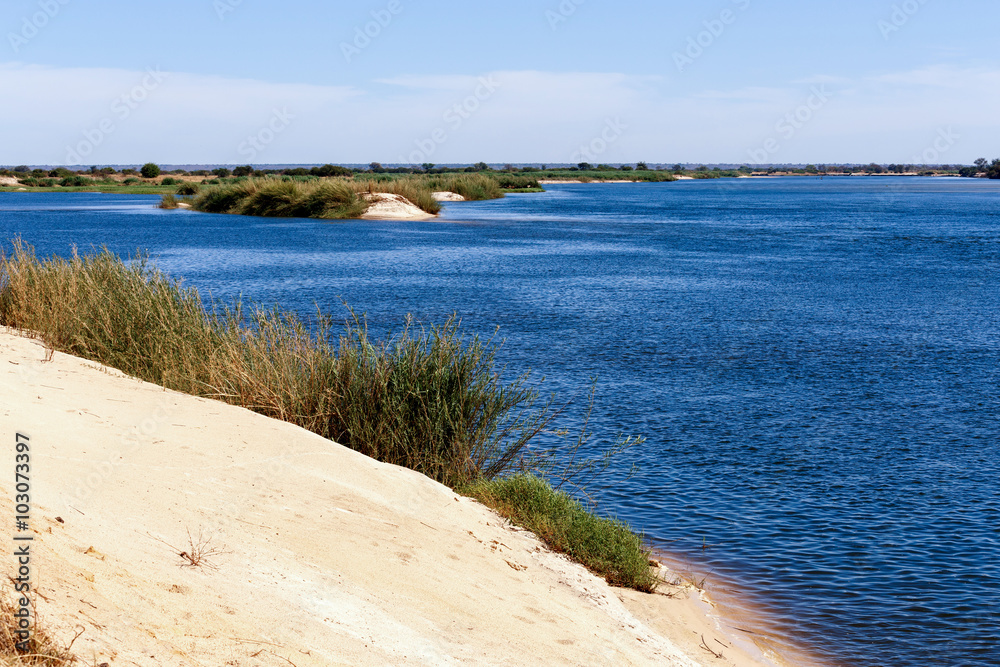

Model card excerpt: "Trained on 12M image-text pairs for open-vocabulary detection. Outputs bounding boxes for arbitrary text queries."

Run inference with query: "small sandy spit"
[360,192,437,220]
[432,191,465,202]
[0,331,788,666]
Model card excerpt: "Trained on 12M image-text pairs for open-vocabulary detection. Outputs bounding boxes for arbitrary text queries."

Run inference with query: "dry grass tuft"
[0,585,78,665]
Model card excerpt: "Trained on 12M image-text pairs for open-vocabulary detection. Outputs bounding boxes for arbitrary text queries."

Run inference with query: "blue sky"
[3,0,998,165]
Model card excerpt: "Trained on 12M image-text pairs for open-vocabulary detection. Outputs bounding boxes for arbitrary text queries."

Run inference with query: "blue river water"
[1,177,998,666]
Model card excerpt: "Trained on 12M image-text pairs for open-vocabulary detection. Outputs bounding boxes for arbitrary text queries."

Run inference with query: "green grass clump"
[427,173,504,200]
[159,194,179,209]
[465,474,658,592]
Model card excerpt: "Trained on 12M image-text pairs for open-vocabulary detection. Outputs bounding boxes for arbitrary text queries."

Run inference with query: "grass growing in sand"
[189,177,445,218]
[186,172,537,220]
[0,242,658,591]
[465,474,658,592]
[158,194,179,209]
[191,178,371,218]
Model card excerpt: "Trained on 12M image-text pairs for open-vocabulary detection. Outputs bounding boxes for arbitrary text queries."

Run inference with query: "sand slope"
[0,332,777,666]
[360,193,437,221]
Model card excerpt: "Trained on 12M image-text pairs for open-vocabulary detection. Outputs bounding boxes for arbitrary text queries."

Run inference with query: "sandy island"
[0,331,790,666]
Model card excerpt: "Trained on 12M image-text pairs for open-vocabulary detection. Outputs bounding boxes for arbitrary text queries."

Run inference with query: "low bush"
[58,176,92,187]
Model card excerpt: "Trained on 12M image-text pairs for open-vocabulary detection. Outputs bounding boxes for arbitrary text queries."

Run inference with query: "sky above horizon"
[3,0,998,166]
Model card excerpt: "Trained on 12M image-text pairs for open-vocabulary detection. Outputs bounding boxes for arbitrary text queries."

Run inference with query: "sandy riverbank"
[0,330,789,666]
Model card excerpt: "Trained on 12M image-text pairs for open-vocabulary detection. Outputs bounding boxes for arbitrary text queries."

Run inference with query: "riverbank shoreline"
[0,329,791,666]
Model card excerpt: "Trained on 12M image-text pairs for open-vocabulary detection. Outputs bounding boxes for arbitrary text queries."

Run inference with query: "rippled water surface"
[2,178,999,666]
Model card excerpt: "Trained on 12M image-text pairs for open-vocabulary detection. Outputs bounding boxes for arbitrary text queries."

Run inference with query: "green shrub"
[58,176,93,187]
[122,178,141,185]
[176,183,200,195]
[492,173,540,190]
[161,177,179,186]
[141,163,161,179]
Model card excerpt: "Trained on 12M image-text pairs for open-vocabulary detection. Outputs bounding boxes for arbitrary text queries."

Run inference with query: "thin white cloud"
[1,63,998,165]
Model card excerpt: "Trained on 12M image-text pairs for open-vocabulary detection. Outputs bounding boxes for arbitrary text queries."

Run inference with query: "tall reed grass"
[0,242,543,487]
[192,178,372,219]
[426,173,504,200]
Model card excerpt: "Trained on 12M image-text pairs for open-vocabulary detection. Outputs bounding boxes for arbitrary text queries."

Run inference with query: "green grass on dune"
[0,241,660,593]
[465,474,658,592]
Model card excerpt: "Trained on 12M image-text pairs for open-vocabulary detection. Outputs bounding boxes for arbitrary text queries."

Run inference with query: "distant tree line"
[4,161,1000,181]
[958,158,1000,179]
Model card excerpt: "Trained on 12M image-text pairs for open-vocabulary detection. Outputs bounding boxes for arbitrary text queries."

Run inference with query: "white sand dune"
[0,331,783,666]
[360,193,437,221]
[432,191,466,202]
